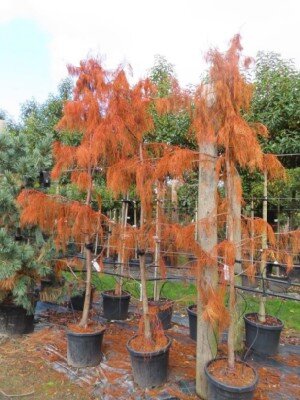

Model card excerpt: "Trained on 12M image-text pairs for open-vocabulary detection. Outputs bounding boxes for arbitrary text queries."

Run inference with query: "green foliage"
[249,52,300,165]
[243,52,300,224]
[243,168,300,228]
[147,55,194,148]
[149,55,174,98]
[0,81,71,311]
[0,228,50,312]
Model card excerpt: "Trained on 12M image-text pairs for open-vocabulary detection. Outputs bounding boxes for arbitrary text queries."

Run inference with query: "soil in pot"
[187,304,197,341]
[67,323,105,367]
[0,304,34,335]
[205,358,258,400]
[127,334,171,388]
[148,298,174,330]
[102,290,131,320]
[244,313,283,356]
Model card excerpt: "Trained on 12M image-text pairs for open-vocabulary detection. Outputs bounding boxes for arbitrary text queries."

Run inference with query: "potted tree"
[0,123,51,335]
[198,35,263,399]
[106,79,188,386]
[102,71,156,321]
[17,59,128,366]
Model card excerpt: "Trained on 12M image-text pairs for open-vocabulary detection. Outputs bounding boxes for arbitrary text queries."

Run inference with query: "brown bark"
[259,171,268,323]
[115,199,128,296]
[154,185,162,302]
[139,253,152,341]
[79,243,92,327]
[196,143,218,400]
[79,179,93,327]
[232,167,244,351]
[225,154,235,370]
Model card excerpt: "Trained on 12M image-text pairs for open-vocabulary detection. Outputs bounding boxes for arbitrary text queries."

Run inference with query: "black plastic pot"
[69,288,95,311]
[0,304,34,335]
[102,291,131,320]
[267,276,290,293]
[244,313,283,356]
[127,335,172,388]
[205,358,258,400]
[128,258,140,268]
[103,256,117,265]
[145,252,154,265]
[187,305,197,341]
[289,265,300,283]
[148,298,174,330]
[241,275,259,288]
[67,328,105,367]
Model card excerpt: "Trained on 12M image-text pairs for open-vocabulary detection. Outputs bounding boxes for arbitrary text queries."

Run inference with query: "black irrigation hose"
[61,267,300,301]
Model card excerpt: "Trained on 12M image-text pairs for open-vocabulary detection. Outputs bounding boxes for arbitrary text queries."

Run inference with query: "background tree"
[0,123,50,312]
[249,51,300,166]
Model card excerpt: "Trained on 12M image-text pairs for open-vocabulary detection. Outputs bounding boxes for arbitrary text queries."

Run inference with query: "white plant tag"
[223,264,230,281]
[92,260,101,272]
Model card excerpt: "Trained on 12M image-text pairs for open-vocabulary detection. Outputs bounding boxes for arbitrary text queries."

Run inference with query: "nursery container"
[102,291,131,320]
[187,304,197,340]
[205,358,258,400]
[127,335,172,388]
[0,304,34,335]
[241,274,259,288]
[267,275,290,293]
[67,328,105,367]
[289,265,300,283]
[69,288,95,311]
[148,298,174,330]
[244,313,283,355]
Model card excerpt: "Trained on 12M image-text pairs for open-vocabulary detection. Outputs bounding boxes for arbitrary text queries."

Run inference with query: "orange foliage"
[17,190,104,249]
[201,285,229,333]
[263,154,286,181]
[154,147,197,180]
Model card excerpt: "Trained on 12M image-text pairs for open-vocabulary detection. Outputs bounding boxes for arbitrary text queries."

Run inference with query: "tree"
[0,124,50,312]
[249,52,300,167]
[192,35,274,397]
[17,59,156,328]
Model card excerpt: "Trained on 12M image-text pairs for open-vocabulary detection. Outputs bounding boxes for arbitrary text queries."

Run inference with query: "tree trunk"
[259,171,268,323]
[79,180,93,327]
[139,252,152,341]
[171,179,180,223]
[196,143,218,400]
[115,199,128,296]
[154,185,162,301]
[225,155,235,370]
[231,167,244,351]
[79,243,92,327]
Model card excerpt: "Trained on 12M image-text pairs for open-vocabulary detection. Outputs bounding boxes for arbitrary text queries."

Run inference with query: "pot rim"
[126,334,172,357]
[187,304,196,316]
[148,298,174,306]
[205,357,258,393]
[67,327,106,337]
[244,312,284,330]
[102,290,131,299]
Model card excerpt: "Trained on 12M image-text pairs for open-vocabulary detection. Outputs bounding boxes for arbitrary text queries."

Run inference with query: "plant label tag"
[223,264,230,281]
[92,260,101,272]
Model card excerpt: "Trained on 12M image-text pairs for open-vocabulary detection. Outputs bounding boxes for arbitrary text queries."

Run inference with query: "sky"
[0,0,299,120]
